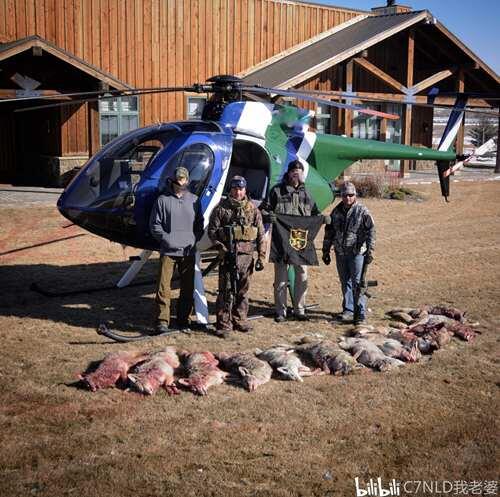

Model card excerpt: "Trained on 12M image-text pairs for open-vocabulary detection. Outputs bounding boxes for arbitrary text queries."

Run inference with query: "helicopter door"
[137,132,233,246]
[224,139,270,205]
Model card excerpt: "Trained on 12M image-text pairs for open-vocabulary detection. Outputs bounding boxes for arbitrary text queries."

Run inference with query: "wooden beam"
[455,68,465,155]
[87,100,100,157]
[402,28,414,177]
[345,59,353,137]
[409,68,455,94]
[353,57,407,93]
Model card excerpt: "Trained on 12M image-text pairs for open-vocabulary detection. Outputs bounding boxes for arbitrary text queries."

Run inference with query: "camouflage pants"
[156,255,195,325]
[216,253,254,330]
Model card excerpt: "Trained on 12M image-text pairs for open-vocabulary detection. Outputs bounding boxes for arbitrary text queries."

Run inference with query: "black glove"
[322,214,331,225]
[365,252,373,265]
[322,252,331,265]
[255,258,264,272]
[268,212,277,224]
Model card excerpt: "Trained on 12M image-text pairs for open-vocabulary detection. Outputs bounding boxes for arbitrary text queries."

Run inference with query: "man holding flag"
[261,160,328,323]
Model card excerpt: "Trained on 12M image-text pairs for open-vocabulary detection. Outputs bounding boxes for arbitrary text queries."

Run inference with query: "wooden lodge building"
[0,0,498,186]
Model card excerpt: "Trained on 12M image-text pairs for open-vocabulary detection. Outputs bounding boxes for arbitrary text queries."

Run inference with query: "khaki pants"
[274,262,308,317]
[216,253,254,330]
[156,255,195,325]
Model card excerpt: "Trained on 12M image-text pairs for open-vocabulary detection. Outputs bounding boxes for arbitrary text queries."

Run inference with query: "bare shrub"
[347,174,388,198]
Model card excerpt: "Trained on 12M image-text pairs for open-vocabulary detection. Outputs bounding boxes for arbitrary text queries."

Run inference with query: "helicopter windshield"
[160,143,214,196]
[64,129,175,209]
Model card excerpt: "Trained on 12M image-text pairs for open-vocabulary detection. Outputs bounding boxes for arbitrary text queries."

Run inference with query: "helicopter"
[11,75,494,326]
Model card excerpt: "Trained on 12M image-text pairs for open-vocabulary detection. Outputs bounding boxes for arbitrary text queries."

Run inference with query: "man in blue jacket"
[149,166,203,334]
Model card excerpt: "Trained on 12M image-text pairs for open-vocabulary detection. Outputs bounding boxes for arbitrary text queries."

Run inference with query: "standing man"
[261,160,322,322]
[149,166,203,334]
[322,181,375,325]
[208,175,266,337]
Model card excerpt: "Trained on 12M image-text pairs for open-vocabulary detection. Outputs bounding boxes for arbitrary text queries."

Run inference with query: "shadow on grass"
[0,260,302,333]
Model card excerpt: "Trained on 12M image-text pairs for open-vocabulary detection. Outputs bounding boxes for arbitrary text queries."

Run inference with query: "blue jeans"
[335,252,366,318]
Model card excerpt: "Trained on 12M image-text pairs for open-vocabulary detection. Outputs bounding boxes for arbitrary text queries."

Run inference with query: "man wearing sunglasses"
[321,181,376,325]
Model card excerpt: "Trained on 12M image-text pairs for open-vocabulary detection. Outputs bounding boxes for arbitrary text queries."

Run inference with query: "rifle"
[353,255,378,322]
[222,224,240,309]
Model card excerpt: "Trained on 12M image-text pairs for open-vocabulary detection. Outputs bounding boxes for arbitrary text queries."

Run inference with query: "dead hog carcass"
[177,351,228,396]
[217,352,273,391]
[128,347,180,396]
[339,338,404,372]
[295,339,360,376]
[79,350,150,392]
[256,345,315,382]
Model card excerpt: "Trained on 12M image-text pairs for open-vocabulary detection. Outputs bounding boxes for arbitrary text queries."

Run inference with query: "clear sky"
[302,0,500,74]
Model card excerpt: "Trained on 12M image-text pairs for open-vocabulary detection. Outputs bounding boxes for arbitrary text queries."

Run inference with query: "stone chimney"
[371,1,412,15]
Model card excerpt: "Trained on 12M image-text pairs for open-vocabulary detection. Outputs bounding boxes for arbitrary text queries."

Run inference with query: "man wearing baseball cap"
[260,159,324,322]
[208,175,266,336]
[322,181,376,324]
[149,165,203,334]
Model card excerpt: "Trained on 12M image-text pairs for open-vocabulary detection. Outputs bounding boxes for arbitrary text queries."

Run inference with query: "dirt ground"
[0,181,499,497]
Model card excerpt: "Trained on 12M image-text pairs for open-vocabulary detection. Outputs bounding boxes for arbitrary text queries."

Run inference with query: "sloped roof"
[0,36,131,90]
[242,11,428,88]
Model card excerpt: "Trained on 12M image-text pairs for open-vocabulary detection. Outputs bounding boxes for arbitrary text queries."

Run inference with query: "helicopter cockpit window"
[66,130,175,210]
[160,143,214,196]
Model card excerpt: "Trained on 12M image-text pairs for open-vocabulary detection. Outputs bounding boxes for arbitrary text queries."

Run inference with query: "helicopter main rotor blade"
[241,85,400,120]
[291,89,500,118]
[0,84,205,105]
[12,86,207,113]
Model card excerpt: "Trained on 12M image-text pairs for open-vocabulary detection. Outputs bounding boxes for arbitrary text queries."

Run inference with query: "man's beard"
[172,180,188,194]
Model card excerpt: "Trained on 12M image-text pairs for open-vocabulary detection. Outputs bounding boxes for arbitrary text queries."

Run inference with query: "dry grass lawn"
[0,180,499,497]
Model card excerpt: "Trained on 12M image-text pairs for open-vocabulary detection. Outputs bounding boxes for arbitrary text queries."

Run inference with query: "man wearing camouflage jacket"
[208,175,266,336]
[322,181,376,325]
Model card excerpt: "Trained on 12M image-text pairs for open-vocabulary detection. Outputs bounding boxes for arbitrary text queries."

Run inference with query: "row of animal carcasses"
[78,305,477,396]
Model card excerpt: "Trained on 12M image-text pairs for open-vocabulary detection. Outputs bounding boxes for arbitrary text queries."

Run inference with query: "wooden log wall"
[0,0,362,139]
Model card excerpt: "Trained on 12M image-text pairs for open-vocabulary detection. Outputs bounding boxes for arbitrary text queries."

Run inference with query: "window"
[316,103,331,134]
[99,96,139,146]
[160,143,214,196]
[353,105,380,140]
[186,96,207,120]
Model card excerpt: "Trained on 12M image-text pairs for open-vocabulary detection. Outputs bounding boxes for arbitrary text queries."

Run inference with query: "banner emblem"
[289,228,308,251]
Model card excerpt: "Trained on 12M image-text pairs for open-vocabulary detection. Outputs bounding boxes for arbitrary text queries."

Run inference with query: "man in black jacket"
[149,166,203,334]
[261,160,322,322]
[322,181,375,325]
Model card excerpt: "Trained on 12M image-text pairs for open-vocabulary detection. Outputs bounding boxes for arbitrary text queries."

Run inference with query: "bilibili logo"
[354,477,401,496]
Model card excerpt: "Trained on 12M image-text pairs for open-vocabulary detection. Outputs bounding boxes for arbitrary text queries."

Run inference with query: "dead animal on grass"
[177,351,228,396]
[295,340,360,376]
[79,350,150,392]
[339,338,404,372]
[217,352,273,391]
[354,331,421,363]
[256,345,316,382]
[128,347,180,396]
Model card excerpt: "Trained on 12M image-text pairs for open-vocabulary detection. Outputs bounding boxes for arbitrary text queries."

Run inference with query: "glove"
[255,259,264,272]
[322,214,331,225]
[268,212,277,224]
[322,252,331,265]
[365,252,373,265]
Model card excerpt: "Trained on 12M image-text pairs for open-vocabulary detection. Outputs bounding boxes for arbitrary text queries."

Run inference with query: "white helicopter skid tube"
[116,249,152,288]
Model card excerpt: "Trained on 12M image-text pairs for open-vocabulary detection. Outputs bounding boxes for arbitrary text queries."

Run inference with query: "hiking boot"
[175,320,192,332]
[214,329,231,339]
[234,322,253,333]
[338,311,354,323]
[151,322,172,335]
[295,313,310,322]
[274,315,286,323]
[353,316,366,326]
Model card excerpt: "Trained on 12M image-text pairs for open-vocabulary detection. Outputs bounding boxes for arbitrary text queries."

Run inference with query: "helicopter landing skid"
[96,322,214,342]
